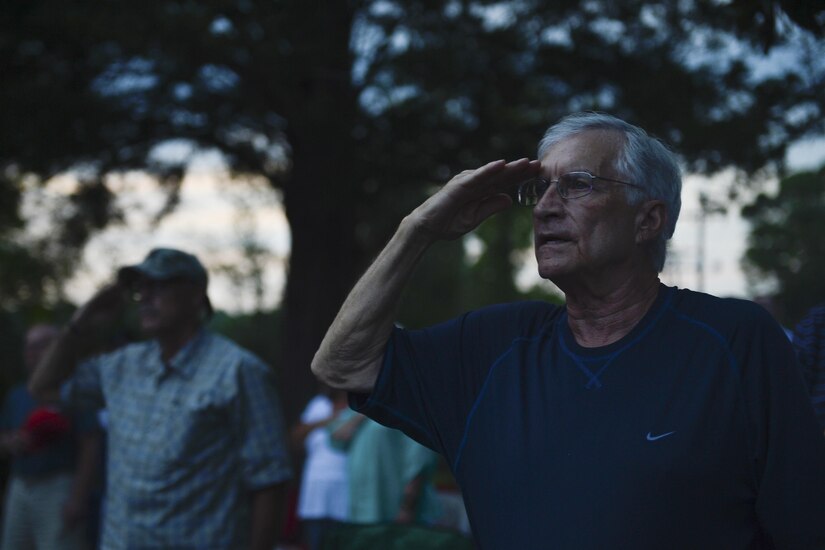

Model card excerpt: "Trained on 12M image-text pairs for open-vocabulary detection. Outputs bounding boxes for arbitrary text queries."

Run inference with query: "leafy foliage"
[742,166,825,324]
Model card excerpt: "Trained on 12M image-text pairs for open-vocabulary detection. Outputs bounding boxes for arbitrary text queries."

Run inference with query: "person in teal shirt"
[329,409,439,525]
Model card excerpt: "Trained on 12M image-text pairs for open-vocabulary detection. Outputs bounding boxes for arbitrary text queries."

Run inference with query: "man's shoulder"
[199,331,271,373]
[670,287,768,323]
[668,287,781,340]
[421,300,562,345]
[92,339,155,365]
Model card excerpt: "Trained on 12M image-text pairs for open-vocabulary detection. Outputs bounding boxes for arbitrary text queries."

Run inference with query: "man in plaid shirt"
[29,248,292,549]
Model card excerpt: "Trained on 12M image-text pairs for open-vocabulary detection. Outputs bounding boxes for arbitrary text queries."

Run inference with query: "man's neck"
[563,273,661,348]
[156,324,201,363]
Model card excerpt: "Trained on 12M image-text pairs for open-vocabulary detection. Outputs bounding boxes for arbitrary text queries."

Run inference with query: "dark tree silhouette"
[2,0,823,419]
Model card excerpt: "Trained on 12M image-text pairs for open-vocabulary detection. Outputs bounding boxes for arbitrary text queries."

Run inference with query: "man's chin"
[138,320,161,337]
[536,261,573,281]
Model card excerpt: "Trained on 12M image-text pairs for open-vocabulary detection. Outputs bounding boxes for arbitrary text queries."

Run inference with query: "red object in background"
[281,482,302,545]
[22,406,72,452]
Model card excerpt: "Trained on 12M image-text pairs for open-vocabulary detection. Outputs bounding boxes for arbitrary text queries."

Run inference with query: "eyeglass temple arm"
[595,174,641,188]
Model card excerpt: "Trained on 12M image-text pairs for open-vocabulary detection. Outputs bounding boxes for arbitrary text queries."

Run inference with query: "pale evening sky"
[29,135,821,314]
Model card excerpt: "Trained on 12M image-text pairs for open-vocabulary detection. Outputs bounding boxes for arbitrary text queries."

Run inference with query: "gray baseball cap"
[118,248,213,315]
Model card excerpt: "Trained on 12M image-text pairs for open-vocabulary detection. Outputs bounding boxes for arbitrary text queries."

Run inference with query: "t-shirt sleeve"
[351,302,554,464]
[235,356,293,490]
[735,305,825,547]
[62,355,106,411]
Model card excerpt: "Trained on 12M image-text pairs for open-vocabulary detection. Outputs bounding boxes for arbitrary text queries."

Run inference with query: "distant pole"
[697,193,707,292]
[696,191,727,293]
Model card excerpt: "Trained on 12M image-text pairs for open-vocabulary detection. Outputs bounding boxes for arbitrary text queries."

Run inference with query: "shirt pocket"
[153,388,235,469]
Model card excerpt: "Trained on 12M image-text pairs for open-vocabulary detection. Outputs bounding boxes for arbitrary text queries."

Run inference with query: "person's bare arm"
[249,482,287,550]
[329,412,367,445]
[27,331,84,401]
[290,416,335,449]
[62,430,102,530]
[395,472,426,524]
[28,283,126,400]
[311,158,540,392]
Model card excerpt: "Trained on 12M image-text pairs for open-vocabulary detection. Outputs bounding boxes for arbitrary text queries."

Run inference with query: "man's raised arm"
[311,158,540,393]
[28,283,126,400]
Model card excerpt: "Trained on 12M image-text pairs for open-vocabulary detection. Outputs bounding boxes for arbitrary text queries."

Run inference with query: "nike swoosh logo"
[646,431,675,441]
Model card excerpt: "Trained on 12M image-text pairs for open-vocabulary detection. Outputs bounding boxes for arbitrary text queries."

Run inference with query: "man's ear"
[635,200,667,245]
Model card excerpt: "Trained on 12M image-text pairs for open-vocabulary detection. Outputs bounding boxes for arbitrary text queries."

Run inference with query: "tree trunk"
[280,153,362,425]
[277,2,362,424]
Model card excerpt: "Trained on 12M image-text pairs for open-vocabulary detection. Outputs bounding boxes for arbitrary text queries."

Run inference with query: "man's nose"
[533,181,564,218]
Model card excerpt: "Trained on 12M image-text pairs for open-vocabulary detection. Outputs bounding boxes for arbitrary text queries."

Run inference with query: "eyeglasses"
[516,171,643,206]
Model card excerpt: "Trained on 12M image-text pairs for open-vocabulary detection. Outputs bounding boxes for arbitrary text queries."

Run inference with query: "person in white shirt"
[292,389,349,550]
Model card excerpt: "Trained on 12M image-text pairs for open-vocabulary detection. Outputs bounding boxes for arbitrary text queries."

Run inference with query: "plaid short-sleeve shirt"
[66,330,292,549]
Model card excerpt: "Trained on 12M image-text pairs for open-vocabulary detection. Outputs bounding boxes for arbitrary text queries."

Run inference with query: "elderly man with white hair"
[313,112,825,549]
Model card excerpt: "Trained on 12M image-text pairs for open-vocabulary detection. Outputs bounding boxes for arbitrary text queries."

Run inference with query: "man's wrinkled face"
[532,130,640,285]
[133,277,204,336]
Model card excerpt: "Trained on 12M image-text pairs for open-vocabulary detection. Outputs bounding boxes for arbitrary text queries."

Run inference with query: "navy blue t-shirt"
[352,285,825,549]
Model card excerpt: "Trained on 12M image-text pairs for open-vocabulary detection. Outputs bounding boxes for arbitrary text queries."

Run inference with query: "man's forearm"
[312,159,538,392]
[312,215,434,392]
[69,432,102,504]
[28,326,83,399]
[397,472,426,522]
[329,413,366,444]
[29,282,126,400]
[250,483,287,550]
[290,417,335,449]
